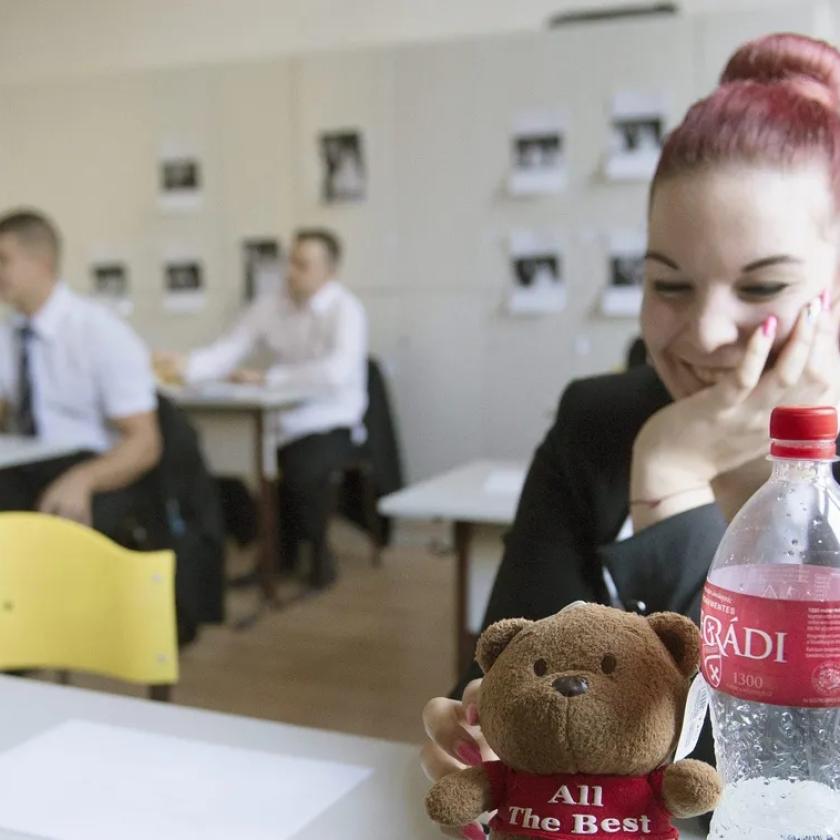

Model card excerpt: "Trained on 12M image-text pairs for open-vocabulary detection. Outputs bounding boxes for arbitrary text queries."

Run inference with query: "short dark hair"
[294,228,342,265]
[0,209,61,268]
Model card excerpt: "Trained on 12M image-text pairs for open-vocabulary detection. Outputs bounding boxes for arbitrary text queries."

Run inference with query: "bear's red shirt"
[484,761,678,839]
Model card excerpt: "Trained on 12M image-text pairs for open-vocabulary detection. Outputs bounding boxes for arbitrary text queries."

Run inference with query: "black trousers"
[276,428,355,580]
[0,452,162,546]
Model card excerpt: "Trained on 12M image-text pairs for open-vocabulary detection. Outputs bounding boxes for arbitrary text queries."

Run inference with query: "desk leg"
[232,410,279,631]
[256,409,279,605]
[453,521,476,677]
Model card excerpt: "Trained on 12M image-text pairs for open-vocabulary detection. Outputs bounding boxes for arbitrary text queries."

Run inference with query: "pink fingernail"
[821,288,831,310]
[461,826,485,840]
[456,741,483,766]
[465,704,479,726]
[762,315,778,337]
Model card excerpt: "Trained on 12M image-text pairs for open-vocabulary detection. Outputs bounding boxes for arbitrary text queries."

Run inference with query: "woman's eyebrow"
[741,255,802,272]
[644,250,680,269]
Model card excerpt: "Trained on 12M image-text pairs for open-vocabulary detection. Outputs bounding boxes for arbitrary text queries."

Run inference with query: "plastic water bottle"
[701,406,840,840]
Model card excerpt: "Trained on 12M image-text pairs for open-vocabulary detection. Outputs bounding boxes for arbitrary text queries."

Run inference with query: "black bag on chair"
[215,476,259,547]
[155,394,226,641]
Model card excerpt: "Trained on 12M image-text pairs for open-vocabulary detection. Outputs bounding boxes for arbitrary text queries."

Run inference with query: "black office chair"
[327,357,404,566]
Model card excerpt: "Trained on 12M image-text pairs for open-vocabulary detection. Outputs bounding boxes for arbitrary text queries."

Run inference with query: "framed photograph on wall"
[242,238,283,303]
[159,155,203,211]
[163,259,205,313]
[604,91,666,182]
[600,231,645,317]
[507,111,567,195]
[507,231,566,315]
[91,261,132,317]
[319,130,366,202]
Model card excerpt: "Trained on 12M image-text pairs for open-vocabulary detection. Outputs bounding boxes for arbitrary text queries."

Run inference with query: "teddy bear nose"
[552,675,589,697]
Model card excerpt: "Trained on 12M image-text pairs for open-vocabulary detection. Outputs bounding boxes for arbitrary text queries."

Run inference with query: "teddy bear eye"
[533,659,548,677]
[601,654,617,675]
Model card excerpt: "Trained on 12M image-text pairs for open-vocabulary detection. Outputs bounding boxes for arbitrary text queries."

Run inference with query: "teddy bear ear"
[475,618,533,673]
[647,612,701,678]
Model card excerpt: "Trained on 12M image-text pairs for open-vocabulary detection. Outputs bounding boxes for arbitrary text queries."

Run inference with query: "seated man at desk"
[155,229,367,589]
[0,210,162,536]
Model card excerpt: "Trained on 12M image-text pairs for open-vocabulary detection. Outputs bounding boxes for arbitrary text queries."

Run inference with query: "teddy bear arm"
[662,759,723,819]
[425,766,494,827]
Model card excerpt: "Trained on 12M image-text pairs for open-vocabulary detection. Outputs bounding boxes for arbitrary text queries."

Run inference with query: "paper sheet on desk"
[0,720,373,840]
[482,468,526,496]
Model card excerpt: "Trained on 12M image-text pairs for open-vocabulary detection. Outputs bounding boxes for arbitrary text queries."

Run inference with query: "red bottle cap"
[770,405,838,459]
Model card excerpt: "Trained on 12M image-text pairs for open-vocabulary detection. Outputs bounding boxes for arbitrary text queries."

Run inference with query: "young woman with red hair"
[421,32,840,839]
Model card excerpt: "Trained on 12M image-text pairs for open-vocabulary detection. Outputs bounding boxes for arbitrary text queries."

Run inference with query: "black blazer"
[455,364,729,696]
[457,363,840,699]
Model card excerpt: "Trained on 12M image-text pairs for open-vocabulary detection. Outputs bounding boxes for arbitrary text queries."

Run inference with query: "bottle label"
[701,565,840,707]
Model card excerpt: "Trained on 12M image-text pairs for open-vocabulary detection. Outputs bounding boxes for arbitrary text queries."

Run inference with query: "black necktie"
[17,322,37,436]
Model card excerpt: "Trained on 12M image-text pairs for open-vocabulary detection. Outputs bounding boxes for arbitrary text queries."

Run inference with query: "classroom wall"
[0,2,830,480]
[0,0,781,84]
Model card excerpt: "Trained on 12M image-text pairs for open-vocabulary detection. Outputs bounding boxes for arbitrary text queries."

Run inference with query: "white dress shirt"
[0,283,157,453]
[185,281,368,447]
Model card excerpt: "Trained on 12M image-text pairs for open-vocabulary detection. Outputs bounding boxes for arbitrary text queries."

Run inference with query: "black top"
[455,364,730,696]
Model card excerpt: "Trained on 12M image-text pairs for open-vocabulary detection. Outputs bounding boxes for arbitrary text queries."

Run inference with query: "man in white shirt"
[155,229,367,589]
[0,210,162,537]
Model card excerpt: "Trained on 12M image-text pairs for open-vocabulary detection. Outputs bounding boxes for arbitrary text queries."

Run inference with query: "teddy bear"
[426,603,721,839]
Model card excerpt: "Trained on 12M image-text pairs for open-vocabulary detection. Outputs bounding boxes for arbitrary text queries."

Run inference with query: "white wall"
[0,2,830,479]
[0,0,792,84]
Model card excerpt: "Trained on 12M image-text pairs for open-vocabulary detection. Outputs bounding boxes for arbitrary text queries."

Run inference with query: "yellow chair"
[0,512,178,700]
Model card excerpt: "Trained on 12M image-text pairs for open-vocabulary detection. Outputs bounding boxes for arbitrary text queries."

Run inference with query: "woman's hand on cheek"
[712,293,840,518]
[631,293,837,528]
[757,289,840,408]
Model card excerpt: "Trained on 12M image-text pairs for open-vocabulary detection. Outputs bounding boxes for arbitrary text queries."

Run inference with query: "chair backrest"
[0,512,178,687]
[362,356,404,496]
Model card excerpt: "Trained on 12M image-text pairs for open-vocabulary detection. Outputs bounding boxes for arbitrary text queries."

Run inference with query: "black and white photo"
[514,134,563,171]
[513,254,562,289]
[604,91,666,181]
[611,117,662,156]
[159,154,203,210]
[508,111,567,195]
[609,253,644,288]
[91,262,132,316]
[507,232,566,315]
[601,231,646,317]
[320,130,366,202]
[164,259,205,312]
[161,158,200,192]
[242,238,283,303]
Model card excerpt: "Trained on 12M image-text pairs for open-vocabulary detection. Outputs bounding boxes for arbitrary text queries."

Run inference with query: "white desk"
[0,676,705,840]
[165,382,323,612]
[379,460,526,673]
[170,381,321,413]
[0,675,438,839]
[0,435,77,470]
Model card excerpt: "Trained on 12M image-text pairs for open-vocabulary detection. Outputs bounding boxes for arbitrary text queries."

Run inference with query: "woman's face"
[642,163,840,399]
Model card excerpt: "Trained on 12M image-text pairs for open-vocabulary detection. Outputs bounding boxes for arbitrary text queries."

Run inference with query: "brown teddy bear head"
[477,604,699,777]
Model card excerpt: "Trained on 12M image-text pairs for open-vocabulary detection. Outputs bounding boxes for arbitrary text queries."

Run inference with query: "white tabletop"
[0,435,77,470]
[163,381,322,412]
[0,678,708,840]
[379,459,527,525]
[0,676,437,839]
